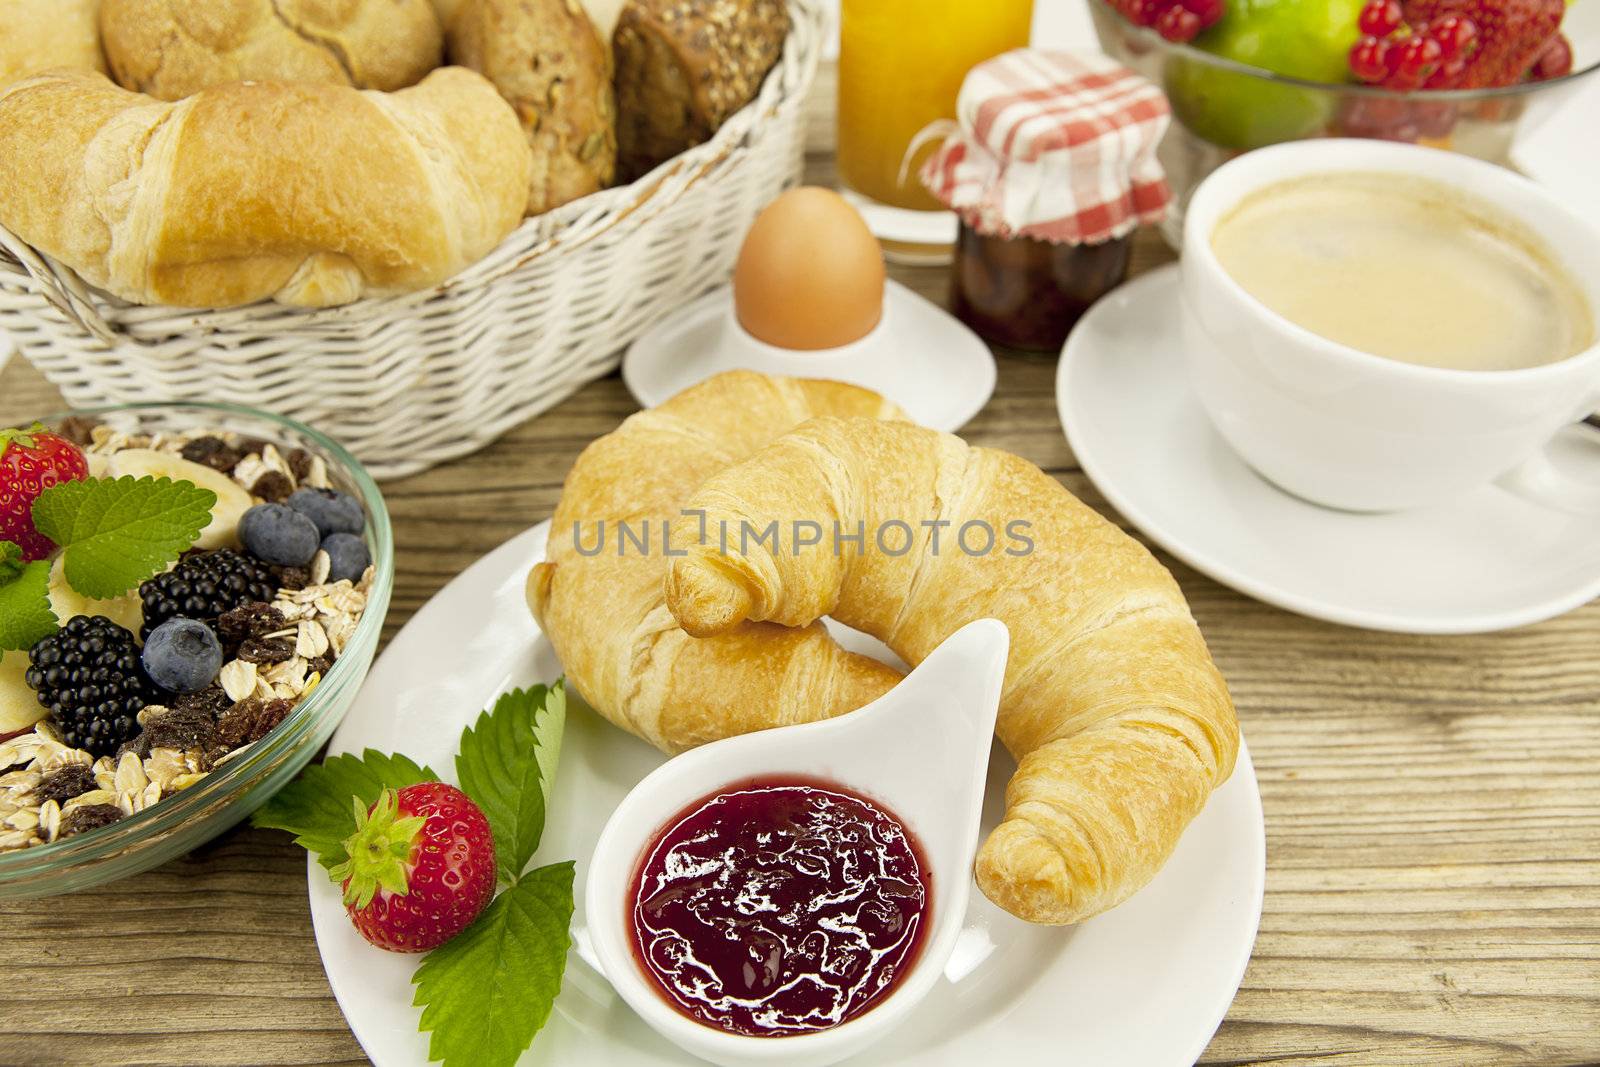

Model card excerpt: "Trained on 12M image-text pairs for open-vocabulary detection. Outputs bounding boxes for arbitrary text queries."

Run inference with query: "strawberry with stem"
[332,783,498,953]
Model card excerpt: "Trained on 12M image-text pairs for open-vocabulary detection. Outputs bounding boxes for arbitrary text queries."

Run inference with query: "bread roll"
[0,68,531,308]
[613,0,789,181]
[100,0,442,99]
[665,414,1240,925]
[0,0,104,88]
[445,0,616,215]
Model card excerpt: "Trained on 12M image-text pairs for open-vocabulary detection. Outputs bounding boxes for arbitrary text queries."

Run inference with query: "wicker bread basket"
[0,0,822,479]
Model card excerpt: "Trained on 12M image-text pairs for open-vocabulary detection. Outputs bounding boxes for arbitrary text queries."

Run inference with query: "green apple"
[1166,0,1366,151]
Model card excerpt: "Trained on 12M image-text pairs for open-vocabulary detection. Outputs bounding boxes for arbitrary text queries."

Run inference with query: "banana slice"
[0,651,47,735]
[47,558,143,634]
[106,449,252,550]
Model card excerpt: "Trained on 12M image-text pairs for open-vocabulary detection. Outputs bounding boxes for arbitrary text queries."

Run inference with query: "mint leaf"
[0,560,55,651]
[32,476,216,599]
[413,861,575,1067]
[457,683,567,883]
[251,749,438,871]
[0,542,23,584]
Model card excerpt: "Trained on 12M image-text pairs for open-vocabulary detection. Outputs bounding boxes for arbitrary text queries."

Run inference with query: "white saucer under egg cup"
[583,619,1011,1067]
[622,280,997,431]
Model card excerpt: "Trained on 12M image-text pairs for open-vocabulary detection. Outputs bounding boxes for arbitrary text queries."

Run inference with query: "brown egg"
[734,187,886,351]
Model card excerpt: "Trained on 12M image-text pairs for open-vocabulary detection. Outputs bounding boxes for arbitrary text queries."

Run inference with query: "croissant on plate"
[526,371,905,752]
[665,413,1240,925]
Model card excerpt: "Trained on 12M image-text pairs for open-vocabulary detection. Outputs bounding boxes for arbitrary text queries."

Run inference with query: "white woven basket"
[0,0,822,479]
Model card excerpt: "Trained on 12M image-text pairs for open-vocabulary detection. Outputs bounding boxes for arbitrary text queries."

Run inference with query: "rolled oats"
[63,789,118,813]
[220,659,259,703]
[296,619,330,659]
[39,800,60,843]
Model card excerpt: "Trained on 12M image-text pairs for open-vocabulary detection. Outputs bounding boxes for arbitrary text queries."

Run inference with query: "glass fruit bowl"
[0,402,392,898]
[1091,0,1600,244]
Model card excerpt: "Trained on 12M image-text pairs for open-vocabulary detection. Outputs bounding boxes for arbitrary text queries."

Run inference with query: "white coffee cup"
[1181,139,1600,513]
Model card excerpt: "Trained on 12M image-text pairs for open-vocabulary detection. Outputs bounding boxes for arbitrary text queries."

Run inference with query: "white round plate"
[310,521,1264,1067]
[622,281,995,432]
[1059,264,1600,634]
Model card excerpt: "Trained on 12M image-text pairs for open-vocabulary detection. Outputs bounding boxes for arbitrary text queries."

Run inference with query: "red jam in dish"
[629,776,930,1038]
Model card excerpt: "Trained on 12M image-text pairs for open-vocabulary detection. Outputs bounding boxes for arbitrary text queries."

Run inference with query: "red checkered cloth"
[920,49,1172,245]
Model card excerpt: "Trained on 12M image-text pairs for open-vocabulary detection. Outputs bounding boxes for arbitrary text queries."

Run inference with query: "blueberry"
[239,502,320,566]
[286,488,364,538]
[142,619,224,694]
[321,532,370,583]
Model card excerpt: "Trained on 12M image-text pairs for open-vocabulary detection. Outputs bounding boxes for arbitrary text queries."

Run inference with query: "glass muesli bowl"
[1090,0,1600,243]
[0,402,392,899]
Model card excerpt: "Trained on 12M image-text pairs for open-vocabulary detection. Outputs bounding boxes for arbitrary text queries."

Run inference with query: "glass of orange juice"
[838,0,1035,216]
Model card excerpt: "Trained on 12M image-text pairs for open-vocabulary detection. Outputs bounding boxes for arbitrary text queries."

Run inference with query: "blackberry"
[25,616,153,758]
[139,550,276,639]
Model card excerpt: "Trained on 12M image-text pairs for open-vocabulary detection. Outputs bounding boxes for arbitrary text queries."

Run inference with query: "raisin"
[251,470,294,503]
[56,415,100,447]
[143,703,220,752]
[173,687,233,719]
[217,603,286,644]
[60,803,123,837]
[287,449,314,482]
[238,637,295,665]
[271,565,310,591]
[180,436,243,473]
[36,764,97,805]
[215,698,294,750]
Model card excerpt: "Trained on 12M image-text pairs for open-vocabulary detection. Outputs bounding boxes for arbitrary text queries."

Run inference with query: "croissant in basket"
[0,67,531,308]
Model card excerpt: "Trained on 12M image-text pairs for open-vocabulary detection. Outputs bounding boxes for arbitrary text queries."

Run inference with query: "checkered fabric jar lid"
[919,49,1173,245]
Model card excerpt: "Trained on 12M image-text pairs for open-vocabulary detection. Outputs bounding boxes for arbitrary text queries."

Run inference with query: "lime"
[1166,0,1365,150]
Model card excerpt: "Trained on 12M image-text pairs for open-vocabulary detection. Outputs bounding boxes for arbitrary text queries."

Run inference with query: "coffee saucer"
[623,280,996,432]
[1058,265,1600,634]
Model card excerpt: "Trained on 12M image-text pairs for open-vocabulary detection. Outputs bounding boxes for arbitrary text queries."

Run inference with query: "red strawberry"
[332,783,497,953]
[0,426,89,562]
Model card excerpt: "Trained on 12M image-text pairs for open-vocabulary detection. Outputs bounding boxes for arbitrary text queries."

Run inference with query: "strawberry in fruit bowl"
[0,426,88,562]
[333,782,498,953]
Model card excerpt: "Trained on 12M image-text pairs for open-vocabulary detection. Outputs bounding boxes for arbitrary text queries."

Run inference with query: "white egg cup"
[622,280,997,431]
[582,619,1011,1067]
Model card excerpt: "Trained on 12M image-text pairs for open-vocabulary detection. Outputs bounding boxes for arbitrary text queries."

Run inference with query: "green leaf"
[31,476,217,599]
[413,861,575,1067]
[456,683,567,883]
[0,560,56,652]
[0,541,23,584]
[251,749,438,872]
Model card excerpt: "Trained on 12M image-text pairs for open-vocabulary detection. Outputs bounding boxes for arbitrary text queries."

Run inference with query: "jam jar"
[919,49,1173,353]
[951,223,1131,351]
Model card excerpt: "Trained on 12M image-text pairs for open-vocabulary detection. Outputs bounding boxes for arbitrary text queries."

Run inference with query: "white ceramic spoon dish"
[309,521,1265,1067]
[622,281,995,432]
[586,619,1008,1067]
[1058,265,1600,634]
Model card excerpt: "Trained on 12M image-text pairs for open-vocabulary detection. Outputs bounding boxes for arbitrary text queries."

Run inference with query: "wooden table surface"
[3,84,1599,1067]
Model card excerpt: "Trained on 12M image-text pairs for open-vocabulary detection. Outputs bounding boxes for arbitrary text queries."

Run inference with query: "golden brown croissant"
[0,67,529,308]
[665,415,1239,925]
[526,371,906,752]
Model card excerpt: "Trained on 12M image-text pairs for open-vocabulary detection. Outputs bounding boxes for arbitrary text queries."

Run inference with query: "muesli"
[0,420,375,852]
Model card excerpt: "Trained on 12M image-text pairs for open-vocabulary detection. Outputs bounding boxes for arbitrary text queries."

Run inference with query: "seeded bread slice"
[612,0,789,182]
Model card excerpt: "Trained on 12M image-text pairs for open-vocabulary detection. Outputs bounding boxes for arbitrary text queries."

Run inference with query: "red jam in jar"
[628,776,930,1037]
